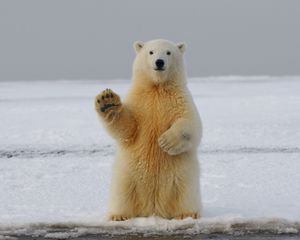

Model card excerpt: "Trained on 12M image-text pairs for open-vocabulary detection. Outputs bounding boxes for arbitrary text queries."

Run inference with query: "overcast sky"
[0,0,299,80]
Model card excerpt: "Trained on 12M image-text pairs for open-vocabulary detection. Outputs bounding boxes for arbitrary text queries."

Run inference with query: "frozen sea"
[0,76,299,239]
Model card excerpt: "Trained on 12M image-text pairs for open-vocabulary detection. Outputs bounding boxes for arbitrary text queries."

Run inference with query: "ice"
[0,76,299,236]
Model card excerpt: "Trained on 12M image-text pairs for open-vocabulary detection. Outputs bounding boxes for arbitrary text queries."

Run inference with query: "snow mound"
[0,217,299,238]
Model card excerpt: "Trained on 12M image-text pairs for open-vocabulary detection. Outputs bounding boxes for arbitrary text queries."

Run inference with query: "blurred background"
[0,0,299,81]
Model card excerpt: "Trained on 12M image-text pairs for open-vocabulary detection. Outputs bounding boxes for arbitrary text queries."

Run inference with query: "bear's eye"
[166,51,171,55]
[149,51,154,55]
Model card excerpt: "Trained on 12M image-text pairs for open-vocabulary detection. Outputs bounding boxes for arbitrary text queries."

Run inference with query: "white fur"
[97,39,202,220]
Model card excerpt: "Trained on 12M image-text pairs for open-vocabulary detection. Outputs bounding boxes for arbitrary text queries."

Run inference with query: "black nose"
[155,59,165,69]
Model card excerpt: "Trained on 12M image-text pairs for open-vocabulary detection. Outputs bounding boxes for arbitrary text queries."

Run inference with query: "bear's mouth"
[154,68,165,72]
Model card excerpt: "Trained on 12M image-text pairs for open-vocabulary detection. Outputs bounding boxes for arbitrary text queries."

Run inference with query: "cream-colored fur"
[95,39,202,221]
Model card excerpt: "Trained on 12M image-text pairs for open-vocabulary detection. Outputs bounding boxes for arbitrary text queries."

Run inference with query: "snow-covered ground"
[0,76,300,237]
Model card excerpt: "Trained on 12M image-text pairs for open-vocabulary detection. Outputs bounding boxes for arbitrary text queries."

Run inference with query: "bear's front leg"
[158,118,194,155]
[95,89,137,143]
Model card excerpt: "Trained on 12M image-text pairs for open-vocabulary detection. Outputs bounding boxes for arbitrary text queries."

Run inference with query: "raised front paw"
[95,89,122,118]
[158,129,191,155]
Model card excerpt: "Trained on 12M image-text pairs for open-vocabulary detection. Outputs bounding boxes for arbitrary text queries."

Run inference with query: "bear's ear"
[134,41,144,53]
[177,42,186,53]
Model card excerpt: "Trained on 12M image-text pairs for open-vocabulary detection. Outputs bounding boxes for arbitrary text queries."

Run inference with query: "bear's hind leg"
[108,184,140,221]
[169,191,201,220]
[157,168,201,220]
[108,163,141,221]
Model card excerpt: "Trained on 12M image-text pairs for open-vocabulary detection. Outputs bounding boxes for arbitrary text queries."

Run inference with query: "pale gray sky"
[0,0,299,80]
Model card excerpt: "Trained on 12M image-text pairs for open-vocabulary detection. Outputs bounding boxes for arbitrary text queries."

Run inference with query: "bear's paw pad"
[95,89,121,114]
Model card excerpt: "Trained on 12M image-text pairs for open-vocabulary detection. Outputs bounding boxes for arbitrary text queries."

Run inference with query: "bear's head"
[133,39,186,85]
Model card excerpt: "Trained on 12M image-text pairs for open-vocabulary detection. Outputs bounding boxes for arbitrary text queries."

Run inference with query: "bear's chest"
[136,92,184,132]
[128,90,184,154]
[124,88,188,175]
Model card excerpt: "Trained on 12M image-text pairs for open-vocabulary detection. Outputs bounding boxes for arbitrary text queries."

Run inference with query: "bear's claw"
[110,215,129,221]
[175,212,199,220]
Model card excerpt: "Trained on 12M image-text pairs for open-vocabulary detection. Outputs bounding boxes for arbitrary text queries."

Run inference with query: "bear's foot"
[95,89,122,120]
[174,212,199,220]
[110,214,129,221]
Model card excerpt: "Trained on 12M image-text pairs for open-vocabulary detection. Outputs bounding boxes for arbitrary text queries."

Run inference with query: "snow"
[0,76,300,237]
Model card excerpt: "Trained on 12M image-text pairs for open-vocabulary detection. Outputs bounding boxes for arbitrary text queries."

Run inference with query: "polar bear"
[95,39,202,221]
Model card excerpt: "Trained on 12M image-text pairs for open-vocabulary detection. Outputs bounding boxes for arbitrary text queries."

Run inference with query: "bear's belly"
[122,93,187,210]
[126,99,184,169]
[125,119,188,201]
[124,138,190,217]
[130,116,174,165]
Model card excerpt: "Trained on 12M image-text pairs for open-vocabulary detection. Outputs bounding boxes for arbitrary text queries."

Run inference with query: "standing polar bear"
[95,39,202,221]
